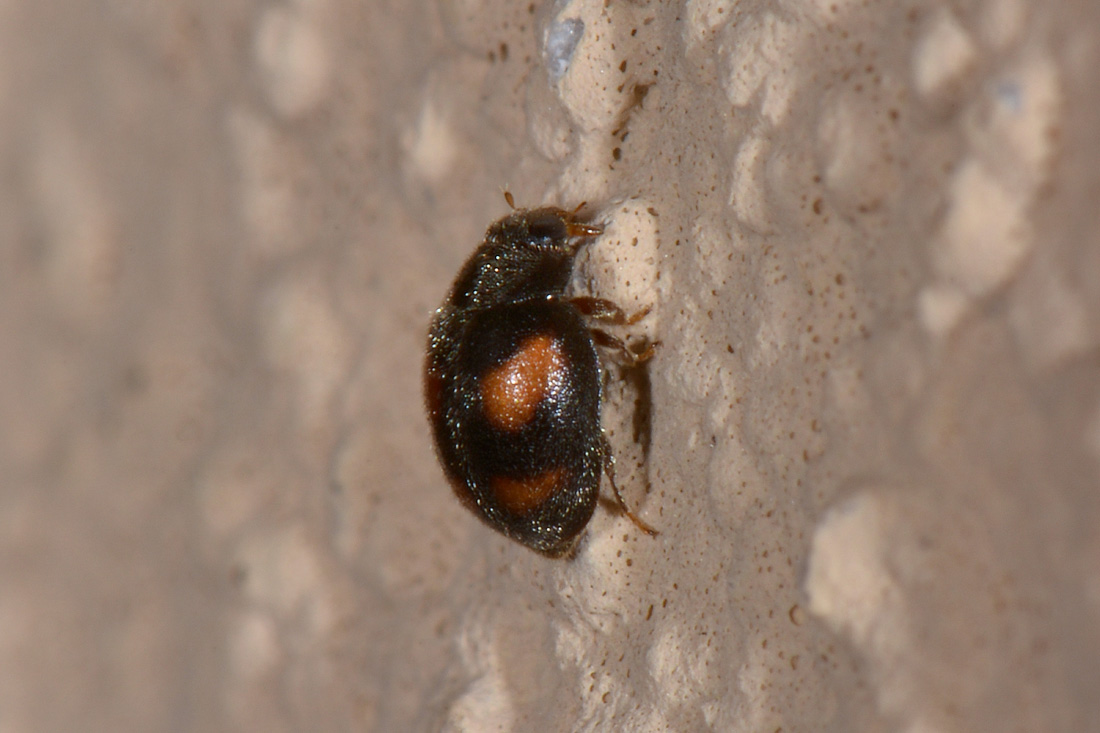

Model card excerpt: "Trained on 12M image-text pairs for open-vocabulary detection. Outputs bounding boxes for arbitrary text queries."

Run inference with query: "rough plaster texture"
[4,0,1100,731]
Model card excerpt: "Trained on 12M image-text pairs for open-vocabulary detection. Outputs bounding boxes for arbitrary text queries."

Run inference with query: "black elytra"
[425,203,658,557]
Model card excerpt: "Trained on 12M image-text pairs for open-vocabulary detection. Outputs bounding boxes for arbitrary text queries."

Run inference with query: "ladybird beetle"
[425,198,658,557]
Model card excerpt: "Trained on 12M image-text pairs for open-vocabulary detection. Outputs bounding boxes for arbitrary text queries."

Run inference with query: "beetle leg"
[563,202,603,238]
[600,436,659,536]
[569,297,650,326]
[567,222,603,238]
[590,328,659,367]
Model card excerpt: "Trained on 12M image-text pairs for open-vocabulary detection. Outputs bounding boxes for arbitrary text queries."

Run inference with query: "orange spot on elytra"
[480,333,567,431]
[491,467,567,514]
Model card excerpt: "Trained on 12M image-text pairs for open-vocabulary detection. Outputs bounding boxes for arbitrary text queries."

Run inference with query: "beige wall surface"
[3,1,1100,731]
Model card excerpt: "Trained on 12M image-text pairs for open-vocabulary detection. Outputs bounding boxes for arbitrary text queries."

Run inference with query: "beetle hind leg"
[600,436,659,536]
[590,328,660,367]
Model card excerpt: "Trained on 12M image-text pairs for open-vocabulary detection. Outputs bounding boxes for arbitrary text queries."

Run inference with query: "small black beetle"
[424,199,657,557]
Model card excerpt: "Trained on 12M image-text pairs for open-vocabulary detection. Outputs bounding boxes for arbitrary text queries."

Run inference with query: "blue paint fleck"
[545,17,585,83]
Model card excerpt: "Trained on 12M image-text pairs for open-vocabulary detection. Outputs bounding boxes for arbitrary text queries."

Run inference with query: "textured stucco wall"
[4,0,1100,731]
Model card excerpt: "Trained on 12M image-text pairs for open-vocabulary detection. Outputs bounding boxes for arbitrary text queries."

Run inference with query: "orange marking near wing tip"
[479,333,568,431]
[491,467,568,514]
